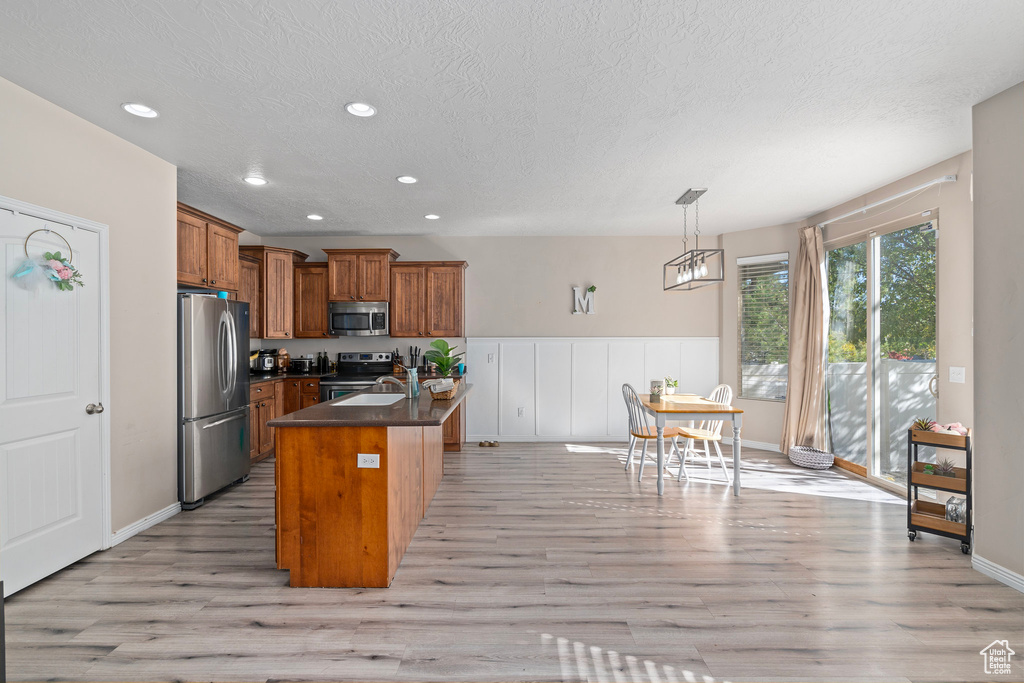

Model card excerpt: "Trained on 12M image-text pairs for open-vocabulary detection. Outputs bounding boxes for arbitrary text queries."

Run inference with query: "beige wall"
[260,235,721,340]
[720,152,974,449]
[0,77,179,532]
[972,82,1024,577]
[813,151,975,432]
[719,223,802,445]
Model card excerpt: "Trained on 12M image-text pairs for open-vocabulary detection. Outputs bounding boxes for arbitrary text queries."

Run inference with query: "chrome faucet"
[376,366,419,398]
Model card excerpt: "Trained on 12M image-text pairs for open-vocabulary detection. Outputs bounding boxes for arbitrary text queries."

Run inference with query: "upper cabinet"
[239,246,309,340]
[238,253,262,339]
[324,249,398,302]
[293,263,329,338]
[389,261,467,338]
[176,203,242,291]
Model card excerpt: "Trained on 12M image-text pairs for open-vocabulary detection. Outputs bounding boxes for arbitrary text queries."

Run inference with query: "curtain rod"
[816,175,956,229]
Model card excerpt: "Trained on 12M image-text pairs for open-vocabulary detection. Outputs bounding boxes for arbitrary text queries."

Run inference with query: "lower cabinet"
[283,377,321,415]
[250,380,280,463]
[442,403,465,452]
[300,379,321,409]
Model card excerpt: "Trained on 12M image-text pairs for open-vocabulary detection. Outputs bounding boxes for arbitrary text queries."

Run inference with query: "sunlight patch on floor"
[542,633,726,683]
[564,443,903,506]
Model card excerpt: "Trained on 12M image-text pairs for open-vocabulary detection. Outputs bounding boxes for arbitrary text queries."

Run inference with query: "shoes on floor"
[477,441,501,447]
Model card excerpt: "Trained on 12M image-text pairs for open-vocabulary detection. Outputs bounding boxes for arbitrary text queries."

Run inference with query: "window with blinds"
[738,254,790,400]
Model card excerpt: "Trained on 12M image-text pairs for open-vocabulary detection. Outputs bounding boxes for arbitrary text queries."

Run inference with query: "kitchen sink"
[333,394,405,407]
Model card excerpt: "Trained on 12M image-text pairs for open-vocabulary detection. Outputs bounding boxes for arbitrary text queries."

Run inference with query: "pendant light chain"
[682,205,689,252]
[694,197,700,250]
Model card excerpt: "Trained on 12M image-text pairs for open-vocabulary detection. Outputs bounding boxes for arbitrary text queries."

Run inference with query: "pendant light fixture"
[664,188,724,291]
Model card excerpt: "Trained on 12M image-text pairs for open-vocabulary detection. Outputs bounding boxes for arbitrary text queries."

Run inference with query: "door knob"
[85,403,105,414]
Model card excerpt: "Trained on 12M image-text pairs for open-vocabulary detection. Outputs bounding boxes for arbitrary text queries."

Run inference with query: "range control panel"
[339,352,393,363]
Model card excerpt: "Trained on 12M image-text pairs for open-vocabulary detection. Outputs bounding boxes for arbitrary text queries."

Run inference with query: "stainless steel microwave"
[328,301,389,336]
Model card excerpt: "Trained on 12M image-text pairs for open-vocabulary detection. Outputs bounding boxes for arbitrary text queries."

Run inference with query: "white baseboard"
[469,435,629,443]
[110,502,181,547]
[973,554,1024,594]
[467,435,781,453]
[721,437,781,453]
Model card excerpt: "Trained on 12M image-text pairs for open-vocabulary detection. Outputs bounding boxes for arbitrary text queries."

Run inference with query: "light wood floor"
[5,443,1023,682]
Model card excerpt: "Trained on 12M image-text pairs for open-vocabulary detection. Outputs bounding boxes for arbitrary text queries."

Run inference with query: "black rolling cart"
[907,428,972,553]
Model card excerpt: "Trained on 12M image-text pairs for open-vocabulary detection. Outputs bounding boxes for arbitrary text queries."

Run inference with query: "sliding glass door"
[827,242,868,471]
[827,222,937,488]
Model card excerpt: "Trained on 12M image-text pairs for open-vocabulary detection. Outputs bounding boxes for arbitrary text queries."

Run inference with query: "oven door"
[320,382,375,403]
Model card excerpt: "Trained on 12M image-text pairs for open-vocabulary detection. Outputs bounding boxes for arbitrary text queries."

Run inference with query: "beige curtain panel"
[780,225,829,454]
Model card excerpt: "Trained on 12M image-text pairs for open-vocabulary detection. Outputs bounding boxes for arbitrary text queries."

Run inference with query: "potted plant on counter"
[423,339,465,399]
[664,376,678,395]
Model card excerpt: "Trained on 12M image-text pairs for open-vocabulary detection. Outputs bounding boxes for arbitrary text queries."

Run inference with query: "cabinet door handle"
[202,278,207,283]
[358,296,364,300]
[350,296,355,300]
[256,387,262,392]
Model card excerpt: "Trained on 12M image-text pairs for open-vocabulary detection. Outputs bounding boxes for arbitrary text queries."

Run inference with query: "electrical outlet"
[357,453,380,468]
[518,407,525,417]
[949,366,966,384]
[488,353,495,364]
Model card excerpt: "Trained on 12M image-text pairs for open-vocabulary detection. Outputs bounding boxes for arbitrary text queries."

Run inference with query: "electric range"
[319,351,394,402]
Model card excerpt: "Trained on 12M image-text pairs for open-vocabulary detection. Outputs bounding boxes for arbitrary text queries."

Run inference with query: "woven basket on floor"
[428,377,460,400]
[789,445,835,470]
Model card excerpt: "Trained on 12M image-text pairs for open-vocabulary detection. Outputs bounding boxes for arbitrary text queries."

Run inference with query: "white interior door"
[0,204,106,596]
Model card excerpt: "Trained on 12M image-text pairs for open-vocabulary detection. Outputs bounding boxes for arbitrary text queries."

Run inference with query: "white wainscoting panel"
[536,342,572,436]
[572,342,609,436]
[468,337,720,440]
[465,341,499,436]
[644,341,681,390]
[678,338,720,397]
[606,341,646,439]
[498,342,536,436]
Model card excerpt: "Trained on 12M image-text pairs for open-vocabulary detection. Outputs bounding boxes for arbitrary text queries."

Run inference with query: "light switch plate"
[949,366,966,384]
[488,353,495,363]
[518,407,525,417]
[357,453,380,468]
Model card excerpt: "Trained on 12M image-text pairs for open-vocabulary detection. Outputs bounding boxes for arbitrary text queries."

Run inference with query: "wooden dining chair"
[672,383,734,482]
[622,383,685,482]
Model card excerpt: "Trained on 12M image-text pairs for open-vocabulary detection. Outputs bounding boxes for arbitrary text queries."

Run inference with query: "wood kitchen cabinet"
[239,246,309,340]
[293,263,329,338]
[442,402,466,452]
[282,377,320,415]
[238,254,261,339]
[324,249,399,302]
[176,203,242,291]
[389,261,467,338]
[250,380,279,463]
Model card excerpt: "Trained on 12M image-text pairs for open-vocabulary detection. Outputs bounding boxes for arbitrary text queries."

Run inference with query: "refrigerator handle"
[226,308,238,391]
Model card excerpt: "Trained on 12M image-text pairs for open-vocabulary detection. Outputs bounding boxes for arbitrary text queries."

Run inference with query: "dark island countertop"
[267,382,471,428]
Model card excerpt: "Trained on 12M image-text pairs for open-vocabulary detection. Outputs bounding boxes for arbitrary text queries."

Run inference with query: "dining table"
[640,393,744,496]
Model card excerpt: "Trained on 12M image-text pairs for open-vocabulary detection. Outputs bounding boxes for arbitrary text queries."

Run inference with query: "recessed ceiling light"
[121,102,158,118]
[243,176,268,186]
[424,214,440,220]
[345,102,376,117]
[396,176,418,184]
[307,214,323,220]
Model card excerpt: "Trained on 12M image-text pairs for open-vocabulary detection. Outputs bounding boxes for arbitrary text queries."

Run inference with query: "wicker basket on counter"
[428,377,460,400]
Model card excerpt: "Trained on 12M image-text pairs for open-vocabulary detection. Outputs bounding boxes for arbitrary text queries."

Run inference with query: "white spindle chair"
[622,383,685,482]
[672,383,734,482]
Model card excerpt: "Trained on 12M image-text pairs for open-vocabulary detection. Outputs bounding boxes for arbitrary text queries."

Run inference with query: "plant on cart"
[935,457,957,478]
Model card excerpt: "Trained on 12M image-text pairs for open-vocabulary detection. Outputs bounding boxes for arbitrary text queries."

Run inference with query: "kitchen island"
[267,382,470,588]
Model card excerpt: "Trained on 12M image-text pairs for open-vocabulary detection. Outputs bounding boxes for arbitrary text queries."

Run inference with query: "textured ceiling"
[0,0,1021,236]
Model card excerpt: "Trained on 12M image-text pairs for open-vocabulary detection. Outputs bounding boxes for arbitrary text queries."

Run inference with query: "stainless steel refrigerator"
[178,293,250,508]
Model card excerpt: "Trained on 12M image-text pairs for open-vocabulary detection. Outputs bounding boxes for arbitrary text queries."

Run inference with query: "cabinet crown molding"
[323,248,399,260]
[239,245,310,263]
[177,202,244,234]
